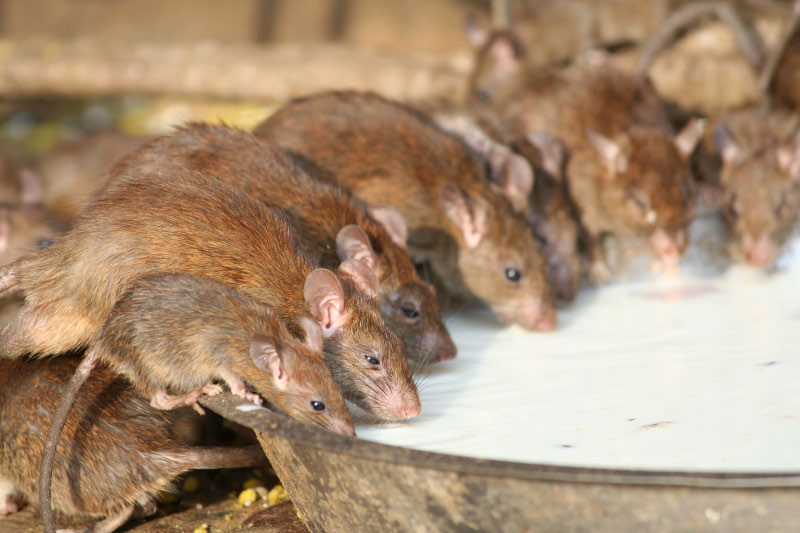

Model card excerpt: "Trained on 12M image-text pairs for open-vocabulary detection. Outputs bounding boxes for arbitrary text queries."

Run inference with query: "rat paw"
[0,493,24,516]
[0,478,24,515]
[201,383,224,397]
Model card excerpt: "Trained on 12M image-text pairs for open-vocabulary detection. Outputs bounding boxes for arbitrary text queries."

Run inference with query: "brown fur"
[0,356,264,527]
[1,147,417,420]
[470,49,698,279]
[255,91,555,331]
[712,106,800,267]
[429,104,584,303]
[122,123,454,363]
[96,273,354,435]
[0,204,65,331]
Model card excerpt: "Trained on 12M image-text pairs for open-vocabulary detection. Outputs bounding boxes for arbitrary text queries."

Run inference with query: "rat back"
[256,91,556,332]
[0,356,206,518]
[120,123,453,362]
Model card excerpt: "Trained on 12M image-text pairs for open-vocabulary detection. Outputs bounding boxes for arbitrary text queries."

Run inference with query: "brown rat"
[468,41,704,281]
[0,356,267,533]
[0,204,65,330]
[431,107,584,303]
[122,123,455,363]
[711,106,800,267]
[255,91,557,332]
[0,155,419,422]
[639,2,800,268]
[70,273,355,434]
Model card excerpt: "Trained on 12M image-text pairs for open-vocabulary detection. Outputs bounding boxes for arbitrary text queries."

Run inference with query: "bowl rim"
[200,394,800,490]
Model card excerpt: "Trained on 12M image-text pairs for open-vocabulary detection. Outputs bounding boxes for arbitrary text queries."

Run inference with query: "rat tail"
[39,348,100,533]
[157,445,268,470]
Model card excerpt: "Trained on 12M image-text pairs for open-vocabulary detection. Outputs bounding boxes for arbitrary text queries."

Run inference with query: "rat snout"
[420,330,457,362]
[329,419,357,437]
[514,299,557,332]
[650,228,687,263]
[741,234,776,268]
[376,385,422,420]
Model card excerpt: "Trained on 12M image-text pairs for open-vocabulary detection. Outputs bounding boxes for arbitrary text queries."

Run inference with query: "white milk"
[356,219,800,472]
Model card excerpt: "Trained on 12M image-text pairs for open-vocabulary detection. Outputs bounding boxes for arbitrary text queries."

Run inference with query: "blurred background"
[0,0,792,158]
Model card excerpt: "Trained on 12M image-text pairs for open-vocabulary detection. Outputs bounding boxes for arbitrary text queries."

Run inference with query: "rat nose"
[420,331,457,362]
[651,229,686,262]
[515,299,558,331]
[742,234,775,268]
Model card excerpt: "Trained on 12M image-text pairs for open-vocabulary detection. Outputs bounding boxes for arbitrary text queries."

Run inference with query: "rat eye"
[310,400,325,412]
[727,202,740,220]
[505,268,521,282]
[364,354,380,365]
[477,87,492,102]
[38,239,52,248]
[401,306,420,319]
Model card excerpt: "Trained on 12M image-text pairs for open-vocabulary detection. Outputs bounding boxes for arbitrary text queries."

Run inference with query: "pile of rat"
[0,3,799,532]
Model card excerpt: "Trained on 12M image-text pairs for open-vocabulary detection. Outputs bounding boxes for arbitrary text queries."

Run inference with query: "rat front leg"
[0,475,24,515]
[150,383,224,415]
[218,369,263,406]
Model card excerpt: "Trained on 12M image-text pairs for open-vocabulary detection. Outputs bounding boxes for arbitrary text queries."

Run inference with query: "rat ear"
[367,206,407,247]
[338,258,379,296]
[465,12,489,47]
[336,224,379,274]
[296,315,323,352]
[712,122,739,165]
[777,142,800,182]
[674,118,706,158]
[17,168,43,205]
[525,131,565,179]
[250,334,292,390]
[304,269,348,338]
[486,34,523,76]
[439,181,487,248]
[586,128,627,177]
[496,151,534,213]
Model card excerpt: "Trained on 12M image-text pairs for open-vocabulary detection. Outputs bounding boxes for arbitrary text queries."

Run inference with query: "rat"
[711,106,800,267]
[0,356,268,533]
[430,107,585,302]
[0,156,420,422]
[38,273,355,533]
[121,123,455,363]
[254,91,557,332]
[467,35,704,282]
[0,204,65,330]
[637,2,800,269]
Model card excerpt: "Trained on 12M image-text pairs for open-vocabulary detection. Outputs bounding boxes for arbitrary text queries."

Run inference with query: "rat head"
[439,180,556,331]
[248,317,355,436]
[714,122,800,268]
[586,120,704,264]
[466,17,527,110]
[303,259,421,421]
[337,221,456,364]
[0,205,63,265]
